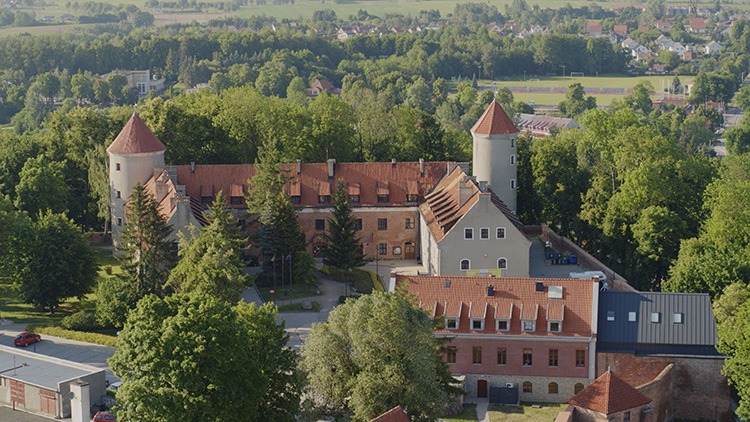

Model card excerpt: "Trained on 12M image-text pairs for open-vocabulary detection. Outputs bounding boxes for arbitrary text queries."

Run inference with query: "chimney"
[69,381,90,422]
[392,158,396,167]
[388,271,397,292]
[296,159,301,175]
[447,162,458,174]
[419,158,424,176]
[190,162,195,173]
[154,171,168,202]
[479,181,488,192]
[327,159,336,178]
[487,284,494,297]
[458,177,474,208]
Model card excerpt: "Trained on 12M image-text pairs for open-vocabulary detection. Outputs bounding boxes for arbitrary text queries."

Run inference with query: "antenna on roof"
[133,103,138,116]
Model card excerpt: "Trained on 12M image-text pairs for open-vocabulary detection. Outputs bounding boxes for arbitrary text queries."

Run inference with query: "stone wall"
[463,373,589,403]
[635,364,674,422]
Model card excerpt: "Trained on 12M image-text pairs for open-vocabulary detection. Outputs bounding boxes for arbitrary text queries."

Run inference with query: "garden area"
[488,402,568,422]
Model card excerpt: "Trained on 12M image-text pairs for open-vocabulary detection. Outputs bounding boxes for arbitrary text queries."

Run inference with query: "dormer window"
[377,194,389,202]
[496,319,510,331]
[471,318,484,331]
[445,318,458,330]
[522,320,535,332]
[290,195,301,204]
[406,194,418,202]
[230,196,242,204]
[628,312,636,322]
[318,195,330,203]
[548,321,561,332]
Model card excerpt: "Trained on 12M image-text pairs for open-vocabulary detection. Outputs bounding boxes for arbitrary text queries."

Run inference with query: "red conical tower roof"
[568,371,652,415]
[107,113,166,154]
[470,100,519,135]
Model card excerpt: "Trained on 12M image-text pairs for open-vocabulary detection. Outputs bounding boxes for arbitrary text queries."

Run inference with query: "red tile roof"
[470,101,519,135]
[399,275,595,337]
[419,166,521,242]
[107,113,166,154]
[370,406,409,422]
[568,371,651,415]
[690,18,706,29]
[174,161,449,209]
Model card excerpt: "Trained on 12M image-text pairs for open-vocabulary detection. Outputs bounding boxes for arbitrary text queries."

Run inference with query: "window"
[510,154,516,165]
[378,243,387,255]
[392,246,401,255]
[497,348,507,365]
[523,349,532,366]
[548,349,558,367]
[496,227,506,239]
[574,383,584,394]
[446,347,457,364]
[480,227,489,239]
[522,381,532,393]
[446,318,458,330]
[355,219,362,230]
[497,258,507,269]
[511,138,515,148]
[230,196,242,204]
[522,320,535,332]
[377,194,389,203]
[377,219,388,230]
[201,196,213,204]
[651,312,660,323]
[117,217,122,226]
[472,347,482,364]
[318,195,330,203]
[548,382,558,394]
[471,319,484,330]
[575,350,586,367]
[464,228,474,239]
[315,219,325,231]
[624,412,631,422]
[290,195,301,204]
[460,259,470,271]
[496,319,509,331]
[607,311,615,321]
[349,195,360,203]
[115,163,121,171]
[406,194,418,202]
[510,179,516,190]
[628,312,637,322]
[673,313,683,324]
[405,218,415,229]
[116,190,121,199]
[548,321,560,332]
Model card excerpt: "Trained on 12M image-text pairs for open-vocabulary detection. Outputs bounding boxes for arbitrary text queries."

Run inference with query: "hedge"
[362,268,385,292]
[26,324,118,347]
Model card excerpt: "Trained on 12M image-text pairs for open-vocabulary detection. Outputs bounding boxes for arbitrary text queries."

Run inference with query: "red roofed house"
[655,20,672,31]
[395,275,599,402]
[370,406,409,422]
[613,25,628,35]
[689,18,706,33]
[108,102,530,267]
[308,79,341,97]
[565,370,652,422]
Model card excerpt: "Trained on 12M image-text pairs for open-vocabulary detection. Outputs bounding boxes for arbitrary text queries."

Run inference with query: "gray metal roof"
[598,291,718,347]
[0,347,101,390]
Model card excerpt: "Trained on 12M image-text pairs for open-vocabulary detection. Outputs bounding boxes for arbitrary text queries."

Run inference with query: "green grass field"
[488,402,568,422]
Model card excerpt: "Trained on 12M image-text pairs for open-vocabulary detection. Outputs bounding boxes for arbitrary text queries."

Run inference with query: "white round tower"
[107,112,166,247]
[470,101,520,213]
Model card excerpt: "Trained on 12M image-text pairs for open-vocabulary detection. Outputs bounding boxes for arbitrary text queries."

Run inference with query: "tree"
[717,295,750,419]
[166,192,248,303]
[324,180,366,272]
[17,211,98,313]
[300,291,461,422]
[404,77,433,113]
[14,155,69,218]
[286,76,307,105]
[558,82,596,118]
[117,182,176,299]
[109,293,300,422]
[620,81,653,115]
[725,125,750,155]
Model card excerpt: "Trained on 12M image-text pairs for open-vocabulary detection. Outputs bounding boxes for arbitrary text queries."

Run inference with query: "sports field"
[480,74,695,106]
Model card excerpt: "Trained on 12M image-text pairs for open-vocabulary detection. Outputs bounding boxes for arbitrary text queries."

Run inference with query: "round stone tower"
[107,112,166,247]
[470,101,520,213]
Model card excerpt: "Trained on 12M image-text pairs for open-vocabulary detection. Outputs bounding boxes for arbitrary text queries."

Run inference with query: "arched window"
[497,258,507,269]
[460,259,470,271]
[548,382,558,394]
[574,383,585,395]
[522,381,532,393]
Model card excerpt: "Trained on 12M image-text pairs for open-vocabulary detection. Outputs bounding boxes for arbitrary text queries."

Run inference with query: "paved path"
[0,322,117,384]
[464,398,490,422]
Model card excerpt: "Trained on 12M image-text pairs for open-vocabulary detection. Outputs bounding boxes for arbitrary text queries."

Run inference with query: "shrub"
[61,311,100,331]
[103,265,113,275]
[27,324,117,347]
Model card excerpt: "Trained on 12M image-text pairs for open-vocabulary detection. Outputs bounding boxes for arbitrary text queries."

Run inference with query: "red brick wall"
[447,337,590,378]
[636,364,673,422]
[298,208,420,259]
[597,352,731,421]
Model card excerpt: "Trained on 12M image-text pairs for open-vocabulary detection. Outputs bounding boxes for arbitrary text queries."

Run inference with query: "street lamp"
[478,65,482,83]
[561,65,566,79]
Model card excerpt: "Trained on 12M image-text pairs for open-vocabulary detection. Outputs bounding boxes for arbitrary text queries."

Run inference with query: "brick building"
[596,291,730,421]
[564,370,653,422]
[395,274,599,402]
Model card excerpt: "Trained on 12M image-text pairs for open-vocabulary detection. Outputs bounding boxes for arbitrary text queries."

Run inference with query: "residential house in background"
[308,79,341,97]
[613,25,628,35]
[706,40,723,54]
[396,275,599,402]
[370,406,409,422]
[655,20,672,31]
[101,69,166,96]
[689,18,707,33]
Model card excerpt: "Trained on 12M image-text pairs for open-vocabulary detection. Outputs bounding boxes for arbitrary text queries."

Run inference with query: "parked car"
[14,332,41,347]
[107,381,122,391]
[93,411,118,422]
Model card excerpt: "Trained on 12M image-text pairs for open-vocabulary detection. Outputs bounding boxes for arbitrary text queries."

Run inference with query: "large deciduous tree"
[109,293,300,422]
[324,180,366,272]
[300,291,462,422]
[166,192,248,303]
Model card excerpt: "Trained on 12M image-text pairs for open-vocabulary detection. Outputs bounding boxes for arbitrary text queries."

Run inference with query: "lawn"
[274,300,321,312]
[321,267,380,294]
[488,402,568,422]
[443,403,478,422]
[258,283,322,302]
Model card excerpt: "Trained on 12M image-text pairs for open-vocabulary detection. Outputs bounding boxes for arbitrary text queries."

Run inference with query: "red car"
[93,411,118,422]
[14,332,41,347]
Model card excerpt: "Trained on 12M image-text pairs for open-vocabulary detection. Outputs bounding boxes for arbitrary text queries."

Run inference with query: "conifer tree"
[117,182,176,298]
[324,179,365,272]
